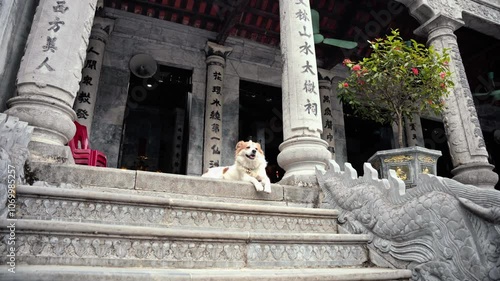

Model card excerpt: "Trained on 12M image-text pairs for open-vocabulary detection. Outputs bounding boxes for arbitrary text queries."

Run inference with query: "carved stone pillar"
[416,15,498,188]
[73,17,113,135]
[5,0,98,163]
[277,0,331,185]
[318,69,335,159]
[202,41,232,172]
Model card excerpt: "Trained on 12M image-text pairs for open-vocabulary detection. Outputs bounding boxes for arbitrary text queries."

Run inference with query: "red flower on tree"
[352,64,361,71]
[338,29,454,148]
[342,59,352,66]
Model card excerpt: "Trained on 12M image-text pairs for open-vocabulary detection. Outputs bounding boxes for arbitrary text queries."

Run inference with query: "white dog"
[202,140,271,193]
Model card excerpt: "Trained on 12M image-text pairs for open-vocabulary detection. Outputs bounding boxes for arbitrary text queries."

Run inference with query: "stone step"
[2,219,371,269]
[0,265,412,281]
[29,162,321,207]
[16,185,338,233]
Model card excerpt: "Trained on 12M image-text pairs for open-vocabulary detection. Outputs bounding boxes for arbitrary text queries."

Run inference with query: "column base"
[28,141,75,165]
[277,136,331,187]
[451,162,499,189]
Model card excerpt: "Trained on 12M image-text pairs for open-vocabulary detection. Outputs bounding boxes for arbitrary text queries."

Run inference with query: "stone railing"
[317,160,500,281]
[0,113,32,219]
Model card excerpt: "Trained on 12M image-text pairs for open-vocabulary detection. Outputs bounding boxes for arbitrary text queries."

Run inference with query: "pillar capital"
[415,14,464,40]
[318,69,334,83]
[205,41,233,59]
[89,17,114,43]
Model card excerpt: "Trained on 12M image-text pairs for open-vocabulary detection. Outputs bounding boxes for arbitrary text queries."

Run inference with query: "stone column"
[73,17,113,135]
[404,115,424,147]
[277,0,331,185]
[416,15,498,188]
[5,0,98,163]
[202,41,232,172]
[330,65,349,165]
[318,69,335,159]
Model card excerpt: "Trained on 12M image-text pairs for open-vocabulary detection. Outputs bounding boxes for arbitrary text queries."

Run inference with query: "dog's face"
[235,140,264,161]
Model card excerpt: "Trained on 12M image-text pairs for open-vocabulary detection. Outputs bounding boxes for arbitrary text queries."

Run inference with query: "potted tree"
[338,29,454,186]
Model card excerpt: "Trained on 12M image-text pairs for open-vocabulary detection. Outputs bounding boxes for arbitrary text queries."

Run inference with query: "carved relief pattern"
[248,243,366,265]
[417,155,437,163]
[318,161,500,281]
[18,197,337,233]
[458,0,500,25]
[426,0,461,19]
[383,155,413,163]
[3,234,246,265]
[439,36,487,160]
[0,114,32,219]
[425,0,500,26]
[1,234,365,267]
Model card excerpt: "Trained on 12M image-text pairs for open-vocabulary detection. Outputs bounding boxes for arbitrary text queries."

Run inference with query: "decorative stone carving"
[2,234,367,268]
[317,160,500,281]
[0,113,33,219]
[17,197,337,233]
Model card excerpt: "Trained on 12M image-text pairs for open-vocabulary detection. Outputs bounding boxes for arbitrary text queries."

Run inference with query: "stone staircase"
[0,163,412,280]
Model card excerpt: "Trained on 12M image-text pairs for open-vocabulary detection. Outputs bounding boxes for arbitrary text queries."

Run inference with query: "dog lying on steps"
[202,140,272,193]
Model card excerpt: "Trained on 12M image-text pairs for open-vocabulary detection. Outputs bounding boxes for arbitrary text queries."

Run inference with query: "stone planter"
[368,146,441,188]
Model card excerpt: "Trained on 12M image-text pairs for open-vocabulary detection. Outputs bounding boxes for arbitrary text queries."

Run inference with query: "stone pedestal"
[368,146,441,188]
[416,15,498,188]
[277,0,331,185]
[73,17,113,135]
[5,0,98,163]
[202,42,232,172]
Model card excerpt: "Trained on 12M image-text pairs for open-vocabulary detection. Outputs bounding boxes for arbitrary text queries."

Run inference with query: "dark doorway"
[343,105,393,175]
[421,118,453,178]
[239,80,284,183]
[483,130,500,190]
[119,65,192,174]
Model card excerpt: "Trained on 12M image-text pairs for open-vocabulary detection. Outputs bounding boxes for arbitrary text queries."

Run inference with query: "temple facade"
[0,0,499,188]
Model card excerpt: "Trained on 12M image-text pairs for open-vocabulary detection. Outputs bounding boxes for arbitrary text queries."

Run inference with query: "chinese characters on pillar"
[206,71,224,168]
[75,43,100,123]
[202,43,231,172]
[72,19,113,132]
[294,2,320,118]
[319,78,335,156]
[36,1,70,72]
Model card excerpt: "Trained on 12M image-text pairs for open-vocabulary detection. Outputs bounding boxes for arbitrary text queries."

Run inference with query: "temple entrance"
[344,105,393,174]
[239,80,284,183]
[421,118,453,178]
[119,65,192,174]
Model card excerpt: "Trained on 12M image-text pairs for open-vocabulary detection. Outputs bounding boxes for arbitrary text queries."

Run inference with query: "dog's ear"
[235,141,245,150]
[256,142,264,154]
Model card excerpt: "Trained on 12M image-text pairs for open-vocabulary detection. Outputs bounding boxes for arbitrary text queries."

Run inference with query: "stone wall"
[92,8,282,174]
[0,0,37,112]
